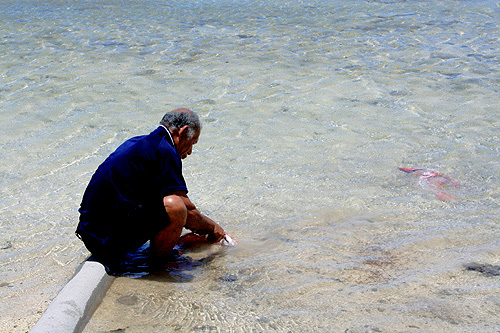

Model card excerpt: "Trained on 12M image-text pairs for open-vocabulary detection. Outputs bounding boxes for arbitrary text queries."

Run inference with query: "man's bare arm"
[169,191,225,241]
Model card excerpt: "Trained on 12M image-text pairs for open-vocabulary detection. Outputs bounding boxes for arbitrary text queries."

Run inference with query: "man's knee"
[163,195,187,226]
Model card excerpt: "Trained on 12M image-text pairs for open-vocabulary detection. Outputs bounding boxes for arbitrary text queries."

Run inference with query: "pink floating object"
[398,167,460,202]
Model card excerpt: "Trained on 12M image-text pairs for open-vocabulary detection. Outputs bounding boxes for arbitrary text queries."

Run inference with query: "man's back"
[77,126,187,257]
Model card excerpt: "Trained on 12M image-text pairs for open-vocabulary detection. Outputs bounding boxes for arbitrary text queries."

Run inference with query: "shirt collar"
[160,125,176,148]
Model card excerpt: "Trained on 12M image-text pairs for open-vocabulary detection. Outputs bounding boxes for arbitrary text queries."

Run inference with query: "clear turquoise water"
[0,0,498,331]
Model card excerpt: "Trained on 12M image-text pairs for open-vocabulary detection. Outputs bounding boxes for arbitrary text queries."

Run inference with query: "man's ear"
[179,125,190,138]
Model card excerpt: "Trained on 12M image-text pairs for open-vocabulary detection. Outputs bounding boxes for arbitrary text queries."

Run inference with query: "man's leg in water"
[151,195,187,258]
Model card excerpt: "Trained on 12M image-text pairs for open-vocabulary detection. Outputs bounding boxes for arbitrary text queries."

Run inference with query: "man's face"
[177,128,200,159]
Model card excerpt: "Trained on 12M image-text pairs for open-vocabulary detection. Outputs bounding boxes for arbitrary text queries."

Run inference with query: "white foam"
[221,234,237,246]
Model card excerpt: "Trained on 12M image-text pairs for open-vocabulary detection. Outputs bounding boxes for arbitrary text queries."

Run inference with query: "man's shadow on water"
[90,239,225,282]
[146,251,219,283]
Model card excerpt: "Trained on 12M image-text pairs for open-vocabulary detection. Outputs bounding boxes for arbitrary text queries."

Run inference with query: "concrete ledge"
[31,260,115,333]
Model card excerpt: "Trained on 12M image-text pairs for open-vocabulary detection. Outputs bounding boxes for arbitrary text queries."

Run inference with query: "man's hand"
[189,220,225,243]
[208,223,225,242]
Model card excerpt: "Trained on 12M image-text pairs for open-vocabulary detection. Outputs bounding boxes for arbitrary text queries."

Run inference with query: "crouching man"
[76,108,225,272]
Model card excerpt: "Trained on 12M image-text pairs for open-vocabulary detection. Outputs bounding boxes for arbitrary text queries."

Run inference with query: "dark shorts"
[77,230,153,275]
[76,211,172,275]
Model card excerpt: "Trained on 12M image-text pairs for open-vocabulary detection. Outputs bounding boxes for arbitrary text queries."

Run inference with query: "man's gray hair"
[160,109,201,139]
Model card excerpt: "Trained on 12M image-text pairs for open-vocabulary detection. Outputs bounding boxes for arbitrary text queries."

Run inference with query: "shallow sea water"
[0,0,499,331]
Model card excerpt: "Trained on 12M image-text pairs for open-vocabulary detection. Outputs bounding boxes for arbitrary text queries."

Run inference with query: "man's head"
[160,108,201,159]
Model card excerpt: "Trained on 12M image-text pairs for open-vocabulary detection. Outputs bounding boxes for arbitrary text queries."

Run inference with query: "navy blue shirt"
[77,126,187,257]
